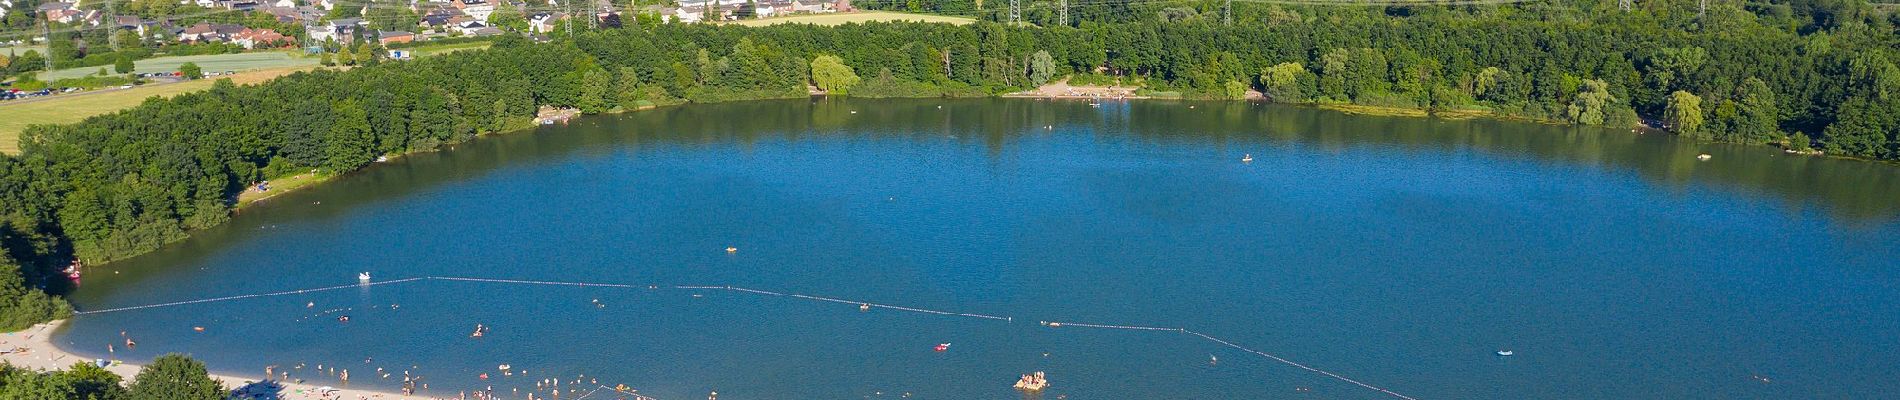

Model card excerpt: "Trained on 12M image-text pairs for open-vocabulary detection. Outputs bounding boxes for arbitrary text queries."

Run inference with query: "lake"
[56,98,1900,399]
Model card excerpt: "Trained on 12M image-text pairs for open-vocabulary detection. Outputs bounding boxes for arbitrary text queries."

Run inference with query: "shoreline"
[2,321,431,399]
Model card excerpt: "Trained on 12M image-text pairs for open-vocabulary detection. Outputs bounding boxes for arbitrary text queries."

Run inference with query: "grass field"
[0,66,310,154]
[237,171,332,208]
[2,45,47,56]
[38,51,318,81]
[727,11,975,26]
[405,41,493,57]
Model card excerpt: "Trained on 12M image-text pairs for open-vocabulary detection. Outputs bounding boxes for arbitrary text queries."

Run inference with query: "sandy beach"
[2,320,430,399]
[1005,79,1147,99]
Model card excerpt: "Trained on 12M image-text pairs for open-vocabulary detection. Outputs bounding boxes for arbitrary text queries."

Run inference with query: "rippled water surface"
[60,99,1900,399]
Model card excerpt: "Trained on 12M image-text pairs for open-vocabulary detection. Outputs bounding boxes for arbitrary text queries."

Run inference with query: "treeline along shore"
[2,0,1898,329]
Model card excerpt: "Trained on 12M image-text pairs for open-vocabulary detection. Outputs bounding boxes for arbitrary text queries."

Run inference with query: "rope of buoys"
[432,276,645,289]
[71,275,1417,400]
[73,277,430,315]
[1045,321,1182,331]
[783,293,1012,322]
[722,287,786,296]
[1183,329,1418,400]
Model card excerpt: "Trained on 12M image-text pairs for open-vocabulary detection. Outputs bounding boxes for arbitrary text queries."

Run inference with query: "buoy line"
[71,275,1418,400]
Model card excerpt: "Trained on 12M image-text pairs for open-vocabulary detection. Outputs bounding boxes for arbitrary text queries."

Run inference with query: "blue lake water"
[58,99,1900,399]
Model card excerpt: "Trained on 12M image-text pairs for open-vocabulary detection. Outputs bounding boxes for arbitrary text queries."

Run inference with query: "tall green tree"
[615,66,647,106]
[339,46,356,66]
[0,253,70,332]
[1259,62,1311,102]
[128,354,224,400]
[1567,79,1612,126]
[1027,50,1056,87]
[810,55,860,95]
[324,100,376,172]
[577,67,612,114]
[114,56,135,75]
[178,62,203,80]
[1665,90,1706,139]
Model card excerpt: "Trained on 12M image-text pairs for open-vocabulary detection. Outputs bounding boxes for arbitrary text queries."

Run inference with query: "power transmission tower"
[107,0,119,49]
[1058,0,1067,26]
[588,0,598,29]
[1008,0,1019,25]
[1618,0,1631,12]
[1221,0,1231,25]
[42,19,53,71]
[1697,0,1706,16]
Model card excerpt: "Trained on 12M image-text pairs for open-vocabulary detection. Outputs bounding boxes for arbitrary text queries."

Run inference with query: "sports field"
[727,11,975,26]
[0,67,308,154]
[37,51,319,81]
[404,41,493,57]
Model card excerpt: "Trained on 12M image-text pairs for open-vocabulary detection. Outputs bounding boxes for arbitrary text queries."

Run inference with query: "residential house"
[454,20,488,35]
[231,28,288,48]
[467,26,503,36]
[782,0,825,13]
[214,0,262,10]
[178,23,219,42]
[421,11,461,31]
[113,15,147,36]
[40,2,100,25]
[259,6,303,23]
[179,23,250,42]
[378,30,415,45]
[460,0,496,22]
[528,12,565,33]
[307,17,364,43]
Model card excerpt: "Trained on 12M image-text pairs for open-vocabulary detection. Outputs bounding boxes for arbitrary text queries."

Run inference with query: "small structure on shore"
[1013,371,1048,391]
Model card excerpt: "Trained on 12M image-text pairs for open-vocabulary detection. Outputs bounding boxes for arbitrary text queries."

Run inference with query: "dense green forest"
[1,0,1897,327]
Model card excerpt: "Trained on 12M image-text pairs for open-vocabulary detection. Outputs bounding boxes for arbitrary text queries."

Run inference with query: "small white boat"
[1241,154,1254,163]
[358,272,371,282]
[1696,153,1712,161]
[1497,350,1514,356]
